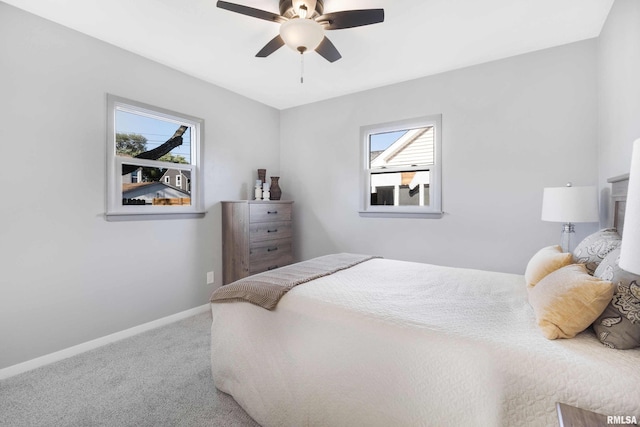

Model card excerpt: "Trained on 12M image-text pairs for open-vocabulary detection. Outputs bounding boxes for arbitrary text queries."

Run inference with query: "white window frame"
[106,94,205,221]
[359,115,443,219]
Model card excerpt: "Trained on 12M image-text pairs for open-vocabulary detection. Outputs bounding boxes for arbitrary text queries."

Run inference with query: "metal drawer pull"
[267,210,278,214]
[267,247,279,252]
[268,265,279,270]
[267,229,278,233]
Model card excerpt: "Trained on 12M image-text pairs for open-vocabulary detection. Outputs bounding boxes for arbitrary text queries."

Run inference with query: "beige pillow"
[528,264,614,339]
[524,245,573,288]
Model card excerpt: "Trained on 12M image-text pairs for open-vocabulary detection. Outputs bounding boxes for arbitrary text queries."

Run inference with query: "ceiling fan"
[217,0,384,63]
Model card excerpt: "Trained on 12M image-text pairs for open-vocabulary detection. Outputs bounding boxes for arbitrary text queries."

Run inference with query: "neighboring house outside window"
[121,168,142,185]
[131,169,141,184]
[160,169,191,192]
[360,115,442,218]
[106,94,204,220]
[122,182,191,206]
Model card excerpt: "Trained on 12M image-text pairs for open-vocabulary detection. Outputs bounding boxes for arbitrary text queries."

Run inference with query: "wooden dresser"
[221,200,294,285]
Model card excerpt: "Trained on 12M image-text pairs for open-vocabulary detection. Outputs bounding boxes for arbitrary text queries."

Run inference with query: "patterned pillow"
[592,248,640,349]
[573,228,622,275]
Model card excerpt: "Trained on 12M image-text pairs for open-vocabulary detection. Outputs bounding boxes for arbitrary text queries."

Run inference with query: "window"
[360,115,442,218]
[106,94,205,220]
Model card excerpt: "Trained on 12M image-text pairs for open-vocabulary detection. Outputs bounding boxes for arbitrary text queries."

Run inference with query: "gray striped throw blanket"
[210,253,379,310]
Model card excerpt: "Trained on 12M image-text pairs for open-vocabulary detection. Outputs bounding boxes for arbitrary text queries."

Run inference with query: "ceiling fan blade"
[315,36,342,62]
[256,35,285,57]
[318,9,384,30]
[216,1,285,23]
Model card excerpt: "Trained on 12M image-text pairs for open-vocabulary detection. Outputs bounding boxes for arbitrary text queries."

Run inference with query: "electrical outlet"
[206,271,214,285]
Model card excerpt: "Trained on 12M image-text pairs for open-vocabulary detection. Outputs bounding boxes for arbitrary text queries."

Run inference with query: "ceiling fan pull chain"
[300,51,305,84]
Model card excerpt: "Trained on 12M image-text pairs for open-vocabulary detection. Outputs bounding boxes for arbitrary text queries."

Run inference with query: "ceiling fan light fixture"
[217,0,383,62]
[292,0,317,19]
[279,18,324,54]
[297,5,308,19]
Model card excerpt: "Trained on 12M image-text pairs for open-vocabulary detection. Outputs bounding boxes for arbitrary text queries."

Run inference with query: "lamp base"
[560,223,575,253]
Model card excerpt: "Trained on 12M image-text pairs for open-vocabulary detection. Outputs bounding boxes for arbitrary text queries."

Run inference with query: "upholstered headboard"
[608,174,630,235]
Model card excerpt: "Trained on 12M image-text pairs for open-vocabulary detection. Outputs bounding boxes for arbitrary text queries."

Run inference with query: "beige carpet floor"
[0,312,259,426]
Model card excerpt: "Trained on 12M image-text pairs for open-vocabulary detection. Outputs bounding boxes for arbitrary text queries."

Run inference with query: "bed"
[210,177,640,427]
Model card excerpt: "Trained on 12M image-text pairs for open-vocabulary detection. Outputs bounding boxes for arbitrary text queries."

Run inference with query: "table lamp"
[620,139,640,275]
[541,183,599,253]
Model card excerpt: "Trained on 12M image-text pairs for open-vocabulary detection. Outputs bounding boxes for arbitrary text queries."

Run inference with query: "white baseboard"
[0,304,210,380]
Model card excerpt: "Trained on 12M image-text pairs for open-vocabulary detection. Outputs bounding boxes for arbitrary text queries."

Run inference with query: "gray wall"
[4,0,634,370]
[0,3,280,369]
[281,40,599,274]
[597,0,640,226]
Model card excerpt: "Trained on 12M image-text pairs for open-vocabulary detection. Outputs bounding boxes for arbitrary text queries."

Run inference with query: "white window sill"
[358,210,444,219]
[105,211,206,222]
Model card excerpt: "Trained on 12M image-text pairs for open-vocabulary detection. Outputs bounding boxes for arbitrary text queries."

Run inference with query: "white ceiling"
[4,0,614,110]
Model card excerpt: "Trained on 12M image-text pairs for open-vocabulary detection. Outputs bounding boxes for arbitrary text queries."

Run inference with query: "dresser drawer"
[249,203,292,223]
[249,239,292,265]
[249,221,292,242]
[249,251,294,274]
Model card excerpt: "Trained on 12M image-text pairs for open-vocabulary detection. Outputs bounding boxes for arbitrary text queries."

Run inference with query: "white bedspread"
[210,258,640,426]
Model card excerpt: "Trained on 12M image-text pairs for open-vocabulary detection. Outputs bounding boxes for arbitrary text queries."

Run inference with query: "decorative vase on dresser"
[269,177,282,201]
[221,200,294,285]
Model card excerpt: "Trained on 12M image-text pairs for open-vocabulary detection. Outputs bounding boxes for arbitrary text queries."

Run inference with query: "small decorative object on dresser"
[270,176,282,200]
[257,169,266,186]
[254,180,262,200]
[221,200,294,285]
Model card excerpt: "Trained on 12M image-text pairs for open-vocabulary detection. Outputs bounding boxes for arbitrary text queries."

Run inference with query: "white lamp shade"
[541,185,599,223]
[620,139,640,274]
[280,18,324,53]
